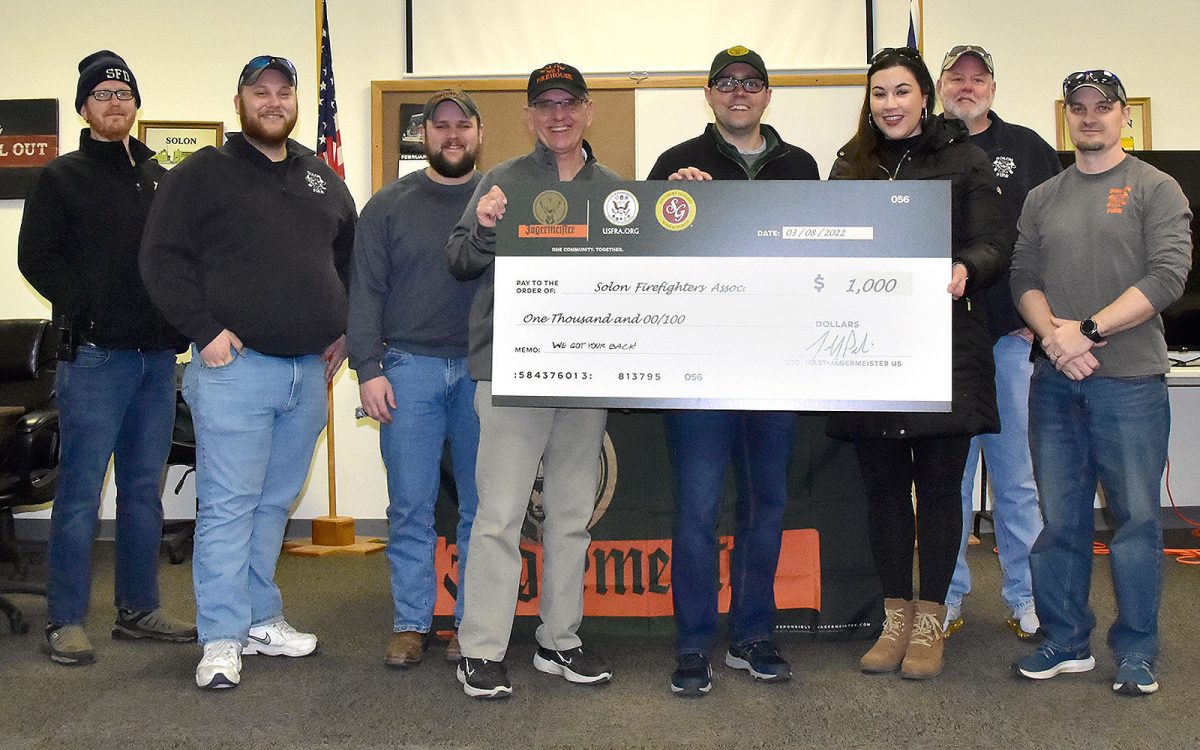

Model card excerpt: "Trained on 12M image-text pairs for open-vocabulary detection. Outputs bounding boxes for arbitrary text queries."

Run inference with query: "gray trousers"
[458,380,608,661]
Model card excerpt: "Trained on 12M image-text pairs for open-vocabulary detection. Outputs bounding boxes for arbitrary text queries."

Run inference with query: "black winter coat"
[826,115,1010,439]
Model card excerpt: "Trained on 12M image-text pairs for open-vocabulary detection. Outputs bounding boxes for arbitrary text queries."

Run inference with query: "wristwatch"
[1080,318,1106,343]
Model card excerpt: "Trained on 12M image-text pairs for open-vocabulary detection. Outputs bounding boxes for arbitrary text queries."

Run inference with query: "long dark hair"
[837,49,937,179]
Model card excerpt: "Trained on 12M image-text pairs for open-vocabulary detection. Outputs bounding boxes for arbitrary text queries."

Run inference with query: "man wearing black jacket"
[935,45,1063,642]
[140,55,356,690]
[647,46,820,697]
[18,50,195,667]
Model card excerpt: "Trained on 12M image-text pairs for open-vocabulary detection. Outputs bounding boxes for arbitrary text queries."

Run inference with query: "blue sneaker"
[671,653,712,697]
[1014,642,1096,680]
[725,639,792,682]
[1112,656,1159,695]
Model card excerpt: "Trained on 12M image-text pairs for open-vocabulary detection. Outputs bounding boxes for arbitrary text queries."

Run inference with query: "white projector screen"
[409,0,871,76]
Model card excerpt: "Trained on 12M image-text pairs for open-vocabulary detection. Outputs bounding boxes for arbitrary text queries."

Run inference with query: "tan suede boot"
[860,598,914,673]
[900,600,947,680]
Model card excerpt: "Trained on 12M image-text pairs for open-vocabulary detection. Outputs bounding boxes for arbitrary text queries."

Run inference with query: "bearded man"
[140,55,357,690]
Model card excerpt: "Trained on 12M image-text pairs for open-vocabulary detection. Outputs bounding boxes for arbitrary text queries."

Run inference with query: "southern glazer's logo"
[656,189,696,231]
[519,189,588,238]
[603,189,638,226]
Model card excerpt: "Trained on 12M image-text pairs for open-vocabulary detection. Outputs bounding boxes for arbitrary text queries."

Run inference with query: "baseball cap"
[423,89,481,123]
[527,63,588,103]
[708,45,769,87]
[238,55,299,88]
[1063,69,1128,104]
[941,44,994,75]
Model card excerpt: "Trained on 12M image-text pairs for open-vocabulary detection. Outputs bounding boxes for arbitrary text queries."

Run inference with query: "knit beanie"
[76,50,140,113]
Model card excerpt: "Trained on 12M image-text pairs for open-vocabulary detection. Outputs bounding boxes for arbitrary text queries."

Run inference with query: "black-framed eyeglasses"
[710,76,766,93]
[1063,69,1127,103]
[941,44,993,71]
[872,46,922,65]
[238,55,298,87]
[530,97,586,114]
[88,89,135,102]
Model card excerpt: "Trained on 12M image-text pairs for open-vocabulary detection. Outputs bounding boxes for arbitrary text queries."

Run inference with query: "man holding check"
[447,62,620,699]
[647,45,820,697]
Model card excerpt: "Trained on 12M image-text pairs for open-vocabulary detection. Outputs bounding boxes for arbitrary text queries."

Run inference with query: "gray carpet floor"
[1,538,1197,749]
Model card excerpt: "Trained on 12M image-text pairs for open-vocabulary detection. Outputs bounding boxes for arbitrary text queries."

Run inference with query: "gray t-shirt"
[1011,155,1192,377]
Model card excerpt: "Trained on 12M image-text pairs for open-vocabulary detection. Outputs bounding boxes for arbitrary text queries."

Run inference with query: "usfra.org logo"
[603,189,638,226]
[656,189,696,231]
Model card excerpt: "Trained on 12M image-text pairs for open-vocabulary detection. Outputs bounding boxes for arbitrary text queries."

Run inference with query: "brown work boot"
[900,600,947,680]
[445,631,462,663]
[860,598,913,674]
[384,631,426,669]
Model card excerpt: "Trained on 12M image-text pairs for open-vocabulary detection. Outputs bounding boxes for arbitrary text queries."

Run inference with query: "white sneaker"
[243,619,318,657]
[196,640,242,689]
[943,601,964,637]
[1007,610,1042,641]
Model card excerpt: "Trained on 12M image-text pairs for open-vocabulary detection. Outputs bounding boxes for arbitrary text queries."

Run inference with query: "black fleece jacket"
[647,123,819,181]
[18,129,185,350]
[140,133,356,357]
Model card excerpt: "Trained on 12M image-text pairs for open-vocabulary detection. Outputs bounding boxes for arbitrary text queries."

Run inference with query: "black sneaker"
[112,608,197,643]
[457,656,512,699]
[725,639,792,682]
[533,645,613,684]
[671,652,712,697]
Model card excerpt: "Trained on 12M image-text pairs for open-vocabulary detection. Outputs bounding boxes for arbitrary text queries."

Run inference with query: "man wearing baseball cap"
[447,62,620,699]
[1010,69,1191,695]
[19,49,194,666]
[141,54,357,689]
[347,89,485,669]
[646,45,819,696]
[934,45,1062,643]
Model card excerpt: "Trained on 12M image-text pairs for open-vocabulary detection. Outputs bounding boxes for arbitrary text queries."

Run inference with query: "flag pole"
[286,0,383,557]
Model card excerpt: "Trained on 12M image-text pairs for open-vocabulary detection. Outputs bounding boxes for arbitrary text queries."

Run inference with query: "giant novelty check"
[492,180,951,411]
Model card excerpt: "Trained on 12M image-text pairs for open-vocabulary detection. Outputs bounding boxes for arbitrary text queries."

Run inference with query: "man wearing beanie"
[141,55,356,690]
[447,62,619,699]
[19,49,194,667]
[647,45,819,696]
[347,90,485,668]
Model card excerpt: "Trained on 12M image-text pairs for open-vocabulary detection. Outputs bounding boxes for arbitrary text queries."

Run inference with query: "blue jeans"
[183,347,328,644]
[47,346,177,626]
[950,334,1042,614]
[378,349,479,631]
[1028,360,1168,662]
[665,410,796,656]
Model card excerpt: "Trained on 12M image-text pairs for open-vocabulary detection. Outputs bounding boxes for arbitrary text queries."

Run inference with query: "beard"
[238,100,297,148]
[426,143,477,179]
[943,96,991,123]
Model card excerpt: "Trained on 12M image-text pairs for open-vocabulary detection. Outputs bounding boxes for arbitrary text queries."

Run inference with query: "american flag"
[316,0,344,178]
[906,0,921,50]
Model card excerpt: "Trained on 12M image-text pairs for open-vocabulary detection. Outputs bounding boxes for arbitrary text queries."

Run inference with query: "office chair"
[0,319,60,634]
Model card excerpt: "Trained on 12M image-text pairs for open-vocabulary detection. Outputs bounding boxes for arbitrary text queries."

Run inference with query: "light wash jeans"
[378,349,479,632]
[183,347,327,644]
[1027,360,1168,662]
[949,333,1042,615]
[47,346,177,626]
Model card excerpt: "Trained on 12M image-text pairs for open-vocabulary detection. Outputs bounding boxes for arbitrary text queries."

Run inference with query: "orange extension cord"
[993,458,1200,564]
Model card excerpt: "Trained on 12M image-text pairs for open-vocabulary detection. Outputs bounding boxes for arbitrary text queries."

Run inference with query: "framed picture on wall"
[137,120,224,169]
[1055,97,1151,150]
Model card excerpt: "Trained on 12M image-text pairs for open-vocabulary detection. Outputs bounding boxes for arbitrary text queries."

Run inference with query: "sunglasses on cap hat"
[239,55,298,88]
[1063,69,1127,104]
[941,44,994,74]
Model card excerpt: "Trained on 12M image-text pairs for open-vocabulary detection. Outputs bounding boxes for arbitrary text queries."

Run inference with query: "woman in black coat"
[827,47,1009,680]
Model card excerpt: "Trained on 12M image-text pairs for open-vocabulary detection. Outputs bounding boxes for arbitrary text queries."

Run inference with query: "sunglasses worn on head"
[872,46,922,65]
[941,44,993,70]
[1063,69,1127,103]
[239,55,298,87]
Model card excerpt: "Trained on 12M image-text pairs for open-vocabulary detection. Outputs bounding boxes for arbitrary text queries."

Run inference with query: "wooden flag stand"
[284,379,384,557]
